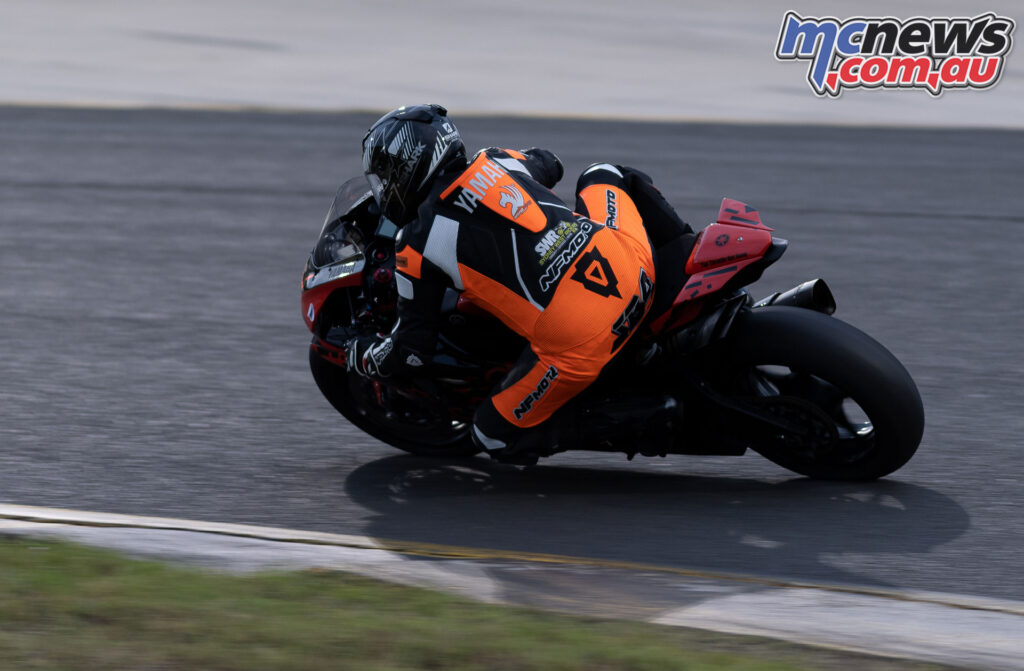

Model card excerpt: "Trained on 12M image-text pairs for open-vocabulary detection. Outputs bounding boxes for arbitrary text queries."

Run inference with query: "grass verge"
[0,536,958,670]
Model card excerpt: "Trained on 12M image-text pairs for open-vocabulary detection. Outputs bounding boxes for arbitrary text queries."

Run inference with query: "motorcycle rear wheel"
[309,347,480,458]
[721,306,924,480]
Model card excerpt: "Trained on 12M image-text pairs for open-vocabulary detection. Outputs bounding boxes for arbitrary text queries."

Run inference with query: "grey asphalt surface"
[1,106,1022,601]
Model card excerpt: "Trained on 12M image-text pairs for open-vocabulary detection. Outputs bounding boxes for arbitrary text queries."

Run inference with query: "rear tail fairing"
[645,198,785,337]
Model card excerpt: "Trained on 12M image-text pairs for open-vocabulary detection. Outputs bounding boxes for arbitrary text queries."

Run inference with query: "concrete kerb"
[2,503,1024,670]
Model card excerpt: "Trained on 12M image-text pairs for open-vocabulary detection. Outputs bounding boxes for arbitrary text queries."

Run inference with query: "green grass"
[0,537,955,671]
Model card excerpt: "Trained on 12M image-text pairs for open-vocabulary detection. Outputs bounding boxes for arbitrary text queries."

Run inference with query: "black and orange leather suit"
[364,147,682,451]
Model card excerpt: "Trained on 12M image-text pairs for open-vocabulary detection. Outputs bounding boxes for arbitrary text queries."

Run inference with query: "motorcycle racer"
[347,104,691,462]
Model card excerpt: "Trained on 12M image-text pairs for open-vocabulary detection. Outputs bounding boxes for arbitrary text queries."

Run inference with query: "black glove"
[345,336,392,379]
[521,147,564,188]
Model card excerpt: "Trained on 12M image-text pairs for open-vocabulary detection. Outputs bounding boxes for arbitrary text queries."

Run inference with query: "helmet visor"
[365,172,407,223]
[365,173,385,206]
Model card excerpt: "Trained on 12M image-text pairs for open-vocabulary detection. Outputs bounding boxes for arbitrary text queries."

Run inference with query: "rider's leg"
[575,163,692,248]
[576,163,697,325]
[472,225,656,462]
[471,347,584,463]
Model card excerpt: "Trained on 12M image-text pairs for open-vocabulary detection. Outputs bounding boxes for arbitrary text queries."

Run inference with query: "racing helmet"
[361,104,466,226]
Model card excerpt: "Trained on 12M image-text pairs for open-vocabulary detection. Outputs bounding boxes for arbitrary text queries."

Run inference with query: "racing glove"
[345,335,393,379]
[521,147,564,188]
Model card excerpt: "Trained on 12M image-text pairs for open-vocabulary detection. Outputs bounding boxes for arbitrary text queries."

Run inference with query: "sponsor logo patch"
[451,160,505,214]
[513,366,559,420]
[498,184,531,220]
[571,247,621,298]
[538,221,594,292]
[604,189,619,229]
[535,220,580,265]
[611,268,654,352]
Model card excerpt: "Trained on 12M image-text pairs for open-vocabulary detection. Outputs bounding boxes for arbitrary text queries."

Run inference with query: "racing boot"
[472,410,579,466]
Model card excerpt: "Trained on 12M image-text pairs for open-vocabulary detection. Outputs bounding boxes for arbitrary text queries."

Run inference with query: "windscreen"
[311,177,373,269]
[319,177,373,239]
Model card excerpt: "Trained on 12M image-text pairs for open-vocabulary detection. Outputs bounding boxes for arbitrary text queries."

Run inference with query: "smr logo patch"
[571,248,621,298]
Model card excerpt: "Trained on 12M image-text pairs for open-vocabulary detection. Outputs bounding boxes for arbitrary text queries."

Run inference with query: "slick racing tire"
[309,347,480,458]
[722,307,924,480]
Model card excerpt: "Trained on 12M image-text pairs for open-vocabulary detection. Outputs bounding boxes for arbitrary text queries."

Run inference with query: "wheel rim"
[746,365,877,465]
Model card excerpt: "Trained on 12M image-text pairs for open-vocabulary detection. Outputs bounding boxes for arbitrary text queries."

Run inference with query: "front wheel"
[309,347,480,458]
[718,307,924,480]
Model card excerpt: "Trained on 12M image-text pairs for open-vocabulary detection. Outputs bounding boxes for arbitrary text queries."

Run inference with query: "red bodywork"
[302,272,361,333]
[302,271,361,366]
[648,198,774,334]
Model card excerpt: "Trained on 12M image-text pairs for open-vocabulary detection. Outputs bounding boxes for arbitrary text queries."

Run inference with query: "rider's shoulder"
[477,146,525,160]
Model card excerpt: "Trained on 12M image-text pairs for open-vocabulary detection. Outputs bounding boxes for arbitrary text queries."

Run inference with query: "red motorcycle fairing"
[302,261,363,332]
[302,177,379,334]
[715,197,772,230]
[647,198,777,334]
[681,223,772,299]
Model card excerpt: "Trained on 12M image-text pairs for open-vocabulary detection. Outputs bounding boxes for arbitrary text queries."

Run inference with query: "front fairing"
[302,177,378,332]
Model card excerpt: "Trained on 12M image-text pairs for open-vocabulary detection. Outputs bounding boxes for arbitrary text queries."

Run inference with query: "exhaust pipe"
[754,278,836,315]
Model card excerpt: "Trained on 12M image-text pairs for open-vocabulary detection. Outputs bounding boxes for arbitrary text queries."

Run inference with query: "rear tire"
[309,347,480,458]
[722,307,924,480]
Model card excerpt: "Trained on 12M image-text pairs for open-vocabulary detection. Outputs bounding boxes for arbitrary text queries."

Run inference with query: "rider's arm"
[518,148,564,188]
[354,228,447,378]
[387,247,448,373]
[484,147,564,188]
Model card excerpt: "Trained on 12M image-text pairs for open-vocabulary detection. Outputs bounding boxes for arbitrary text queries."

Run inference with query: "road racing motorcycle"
[301,177,924,480]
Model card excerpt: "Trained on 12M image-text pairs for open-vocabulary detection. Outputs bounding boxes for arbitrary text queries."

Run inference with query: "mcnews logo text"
[775,12,1015,97]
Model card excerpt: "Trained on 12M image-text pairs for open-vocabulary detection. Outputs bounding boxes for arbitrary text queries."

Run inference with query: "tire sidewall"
[309,347,480,458]
[722,307,924,480]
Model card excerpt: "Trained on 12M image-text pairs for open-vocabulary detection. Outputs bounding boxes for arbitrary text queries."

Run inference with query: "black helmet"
[361,104,466,226]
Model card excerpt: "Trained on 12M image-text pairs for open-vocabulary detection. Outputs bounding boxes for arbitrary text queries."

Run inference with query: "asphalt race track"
[2,106,1022,602]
